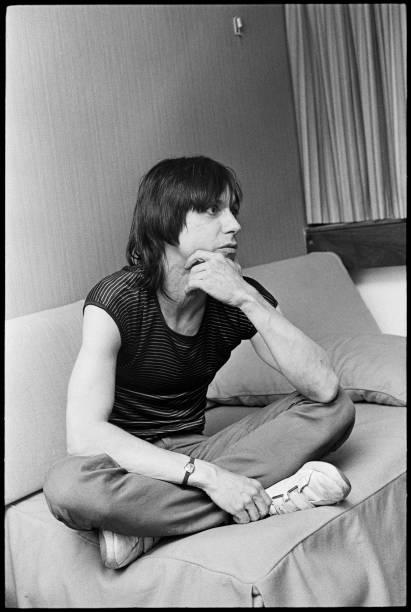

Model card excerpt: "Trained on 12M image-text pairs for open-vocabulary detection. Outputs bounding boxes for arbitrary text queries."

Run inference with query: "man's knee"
[43,454,116,530]
[324,388,356,449]
[43,459,81,528]
[330,388,356,429]
[43,456,75,506]
[293,387,355,428]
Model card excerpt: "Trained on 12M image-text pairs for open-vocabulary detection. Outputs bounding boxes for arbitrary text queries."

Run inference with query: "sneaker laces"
[270,469,317,515]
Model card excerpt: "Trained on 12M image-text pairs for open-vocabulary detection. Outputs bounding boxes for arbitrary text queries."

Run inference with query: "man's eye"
[207,205,219,215]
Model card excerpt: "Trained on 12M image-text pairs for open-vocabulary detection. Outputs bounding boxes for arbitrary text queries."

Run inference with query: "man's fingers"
[233,511,250,524]
[261,490,273,508]
[184,268,207,294]
[187,262,208,274]
[244,501,260,522]
[253,496,271,519]
[184,250,216,270]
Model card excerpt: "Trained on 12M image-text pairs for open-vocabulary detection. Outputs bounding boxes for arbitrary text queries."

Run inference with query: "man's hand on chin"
[184,250,256,307]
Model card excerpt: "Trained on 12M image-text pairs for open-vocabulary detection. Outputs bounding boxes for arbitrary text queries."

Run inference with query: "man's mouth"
[217,244,237,252]
[217,245,237,260]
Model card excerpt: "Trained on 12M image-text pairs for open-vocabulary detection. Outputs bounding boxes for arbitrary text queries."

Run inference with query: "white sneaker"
[266,461,351,515]
[99,530,160,569]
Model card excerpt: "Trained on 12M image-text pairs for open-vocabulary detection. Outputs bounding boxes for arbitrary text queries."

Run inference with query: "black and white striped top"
[84,264,278,440]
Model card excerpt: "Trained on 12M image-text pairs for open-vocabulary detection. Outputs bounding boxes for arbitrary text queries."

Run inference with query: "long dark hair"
[126,156,242,295]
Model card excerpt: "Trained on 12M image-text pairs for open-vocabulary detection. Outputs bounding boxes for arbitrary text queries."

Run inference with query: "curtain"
[285,4,406,224]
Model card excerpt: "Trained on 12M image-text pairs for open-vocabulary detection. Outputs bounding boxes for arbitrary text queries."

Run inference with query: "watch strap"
[182,456,196,487]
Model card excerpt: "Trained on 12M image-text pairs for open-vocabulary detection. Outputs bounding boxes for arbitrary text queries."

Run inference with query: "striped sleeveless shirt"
[84,264,278,440]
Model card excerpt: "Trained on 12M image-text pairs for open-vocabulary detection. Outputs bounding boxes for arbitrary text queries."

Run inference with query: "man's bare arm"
[248,313,339,403]
[67,306,195,483]
[185,250,339,403]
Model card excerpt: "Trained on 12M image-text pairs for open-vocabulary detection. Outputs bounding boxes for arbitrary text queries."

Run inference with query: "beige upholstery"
[5,301,84,504]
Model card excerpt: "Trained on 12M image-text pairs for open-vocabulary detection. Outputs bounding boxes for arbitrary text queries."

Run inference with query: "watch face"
[186,463,195,474]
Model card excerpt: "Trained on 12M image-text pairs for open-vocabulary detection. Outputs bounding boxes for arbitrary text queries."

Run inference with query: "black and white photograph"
[5,4,406,607]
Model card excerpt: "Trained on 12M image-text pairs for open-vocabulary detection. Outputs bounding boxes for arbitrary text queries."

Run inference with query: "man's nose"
[222,209,241,234]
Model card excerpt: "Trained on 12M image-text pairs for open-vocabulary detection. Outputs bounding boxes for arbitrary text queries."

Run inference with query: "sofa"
[5,252,406,607]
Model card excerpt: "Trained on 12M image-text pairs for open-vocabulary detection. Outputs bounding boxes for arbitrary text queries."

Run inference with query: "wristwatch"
[182,456,196,487]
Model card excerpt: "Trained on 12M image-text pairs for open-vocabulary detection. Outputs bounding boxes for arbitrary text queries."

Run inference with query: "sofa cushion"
[318,333,406,406]
[5,403,406,607]
[5,300,84,504]
[240,252,380,340]
[207,332,406,407]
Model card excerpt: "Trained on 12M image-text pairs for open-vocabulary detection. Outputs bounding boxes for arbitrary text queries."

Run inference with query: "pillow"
[319,333,406,406]
[206,339,294,407]
[207,333,406,407]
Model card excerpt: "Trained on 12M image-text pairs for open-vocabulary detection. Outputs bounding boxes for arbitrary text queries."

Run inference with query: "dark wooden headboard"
[305,218,406,270]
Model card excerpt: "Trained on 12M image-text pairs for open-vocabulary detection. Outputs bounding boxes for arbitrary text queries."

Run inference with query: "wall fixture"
[233,16,243,36]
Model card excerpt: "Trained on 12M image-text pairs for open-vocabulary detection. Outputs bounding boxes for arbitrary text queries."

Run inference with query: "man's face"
[176,189,241,264]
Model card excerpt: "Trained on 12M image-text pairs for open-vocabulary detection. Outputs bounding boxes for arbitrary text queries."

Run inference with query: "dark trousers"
[43,389,355,537]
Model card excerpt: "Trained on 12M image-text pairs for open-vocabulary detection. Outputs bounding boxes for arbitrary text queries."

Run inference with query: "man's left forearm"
[238,287,339,403]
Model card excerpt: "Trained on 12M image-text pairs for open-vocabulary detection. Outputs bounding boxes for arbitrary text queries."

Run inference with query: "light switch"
[233,16,243,36]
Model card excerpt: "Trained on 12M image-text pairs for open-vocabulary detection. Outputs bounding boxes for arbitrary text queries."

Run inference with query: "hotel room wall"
[6,4,306,319]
